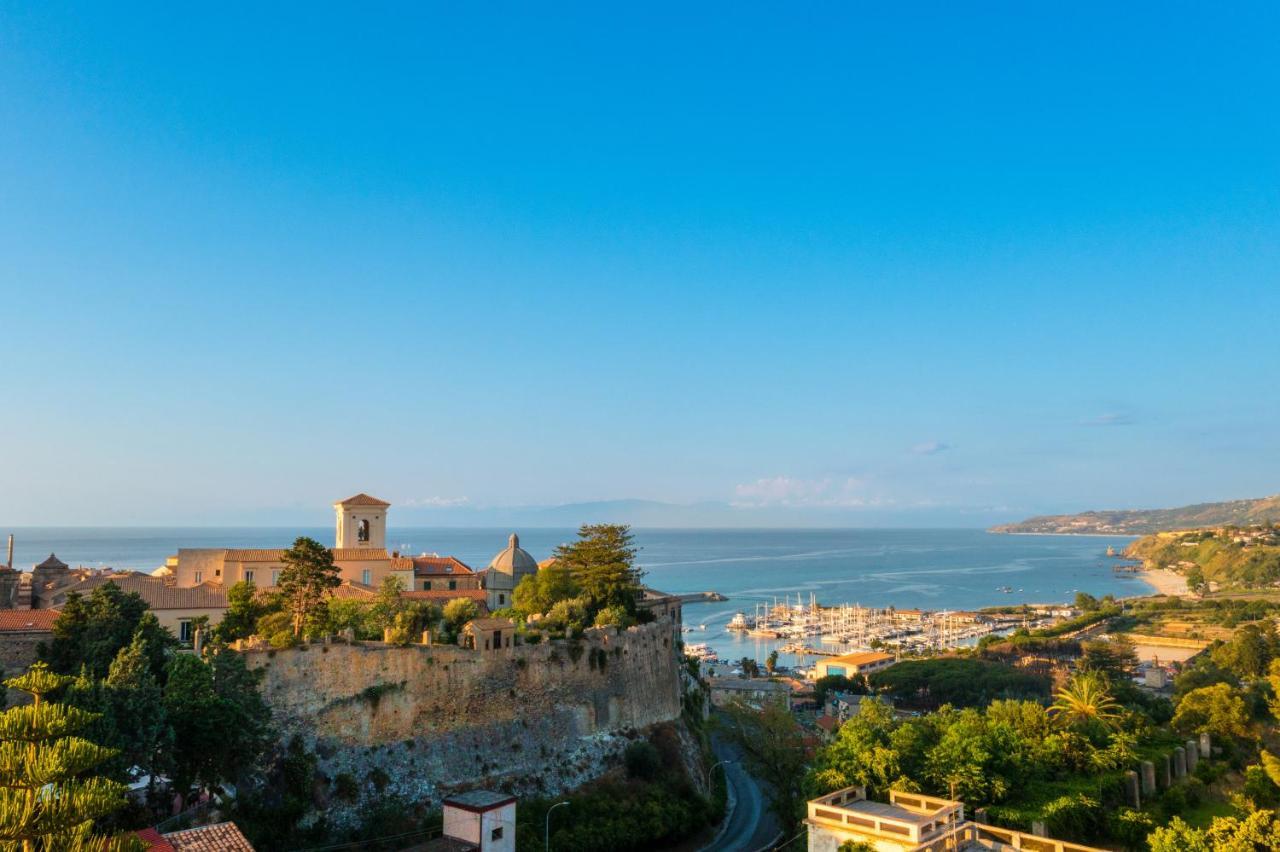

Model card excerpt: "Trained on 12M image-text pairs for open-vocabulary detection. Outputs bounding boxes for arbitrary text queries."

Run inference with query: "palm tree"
[1049,672,1123,729]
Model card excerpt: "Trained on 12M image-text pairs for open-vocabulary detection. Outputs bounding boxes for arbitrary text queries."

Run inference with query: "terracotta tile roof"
[52,573,228,610]
[162,821,255,851]
[135,827,176,851]
[412,555,474,576]
[35,553,69,570]
[825,651,895,667]
[331,548,392,561]
[331,581,378,600]
[391,556,413,570]
[402,589,489,603]
[220,548,392,563]
[222,549,286,562]
[816,715,841,732]
[465,617,515,630]
[334,492,390,507]
[0,609,60,632]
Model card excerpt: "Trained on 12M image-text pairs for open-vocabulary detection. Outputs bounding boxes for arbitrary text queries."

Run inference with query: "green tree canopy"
[216,580,277,644]
[513,562,581,618]
[552,525,644,615]
[278,537,341,637]
[0,663,143,852]
[1171,682,1251,741]
[40,583,177,681]
[163,651,271,797]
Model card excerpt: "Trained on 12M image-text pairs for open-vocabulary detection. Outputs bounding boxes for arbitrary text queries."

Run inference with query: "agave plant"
[1049,672,1123,730]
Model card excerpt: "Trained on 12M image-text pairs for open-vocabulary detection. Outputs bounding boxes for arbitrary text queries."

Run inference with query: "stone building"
[483,533,538,611]
[0,609,59,676]
[414,555,484,592]
[461,617,516,651]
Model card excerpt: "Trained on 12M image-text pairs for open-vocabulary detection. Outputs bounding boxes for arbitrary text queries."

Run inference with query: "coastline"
[989,531,1141,539]
[1137,566,1188,597]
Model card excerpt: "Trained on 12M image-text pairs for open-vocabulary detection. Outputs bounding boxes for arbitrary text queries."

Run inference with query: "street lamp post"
[706,759,732,791]
[545,800,569,852]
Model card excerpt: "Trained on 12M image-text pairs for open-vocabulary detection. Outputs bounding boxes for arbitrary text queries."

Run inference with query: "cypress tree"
[0,662,142,851]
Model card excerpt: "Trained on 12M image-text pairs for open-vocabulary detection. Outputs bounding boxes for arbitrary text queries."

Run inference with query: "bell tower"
[333,493,390,550]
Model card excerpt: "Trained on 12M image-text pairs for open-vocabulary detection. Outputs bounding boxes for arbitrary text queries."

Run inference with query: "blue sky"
[1,4,1278,526]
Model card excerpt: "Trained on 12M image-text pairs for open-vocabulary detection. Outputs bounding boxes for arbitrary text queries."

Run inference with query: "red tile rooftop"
[0,609,60,632]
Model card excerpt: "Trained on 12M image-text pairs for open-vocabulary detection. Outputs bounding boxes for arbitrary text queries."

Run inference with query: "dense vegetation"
[0,664,145,851]
[509,524,648,637]
[1128,525,1280,589]
[515,724,724,851]
[868,657,1050,709]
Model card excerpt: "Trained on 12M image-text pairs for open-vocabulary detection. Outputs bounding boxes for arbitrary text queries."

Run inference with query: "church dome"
[487,533,538,576]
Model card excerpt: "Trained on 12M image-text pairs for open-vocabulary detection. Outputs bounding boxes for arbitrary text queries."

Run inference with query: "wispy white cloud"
[402,496,472,508]
[910,441,952,456]
[731,475,881,508]
[1080,413,1133,426]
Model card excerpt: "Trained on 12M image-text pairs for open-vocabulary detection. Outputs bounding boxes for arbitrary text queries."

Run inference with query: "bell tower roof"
[333,493,391,508]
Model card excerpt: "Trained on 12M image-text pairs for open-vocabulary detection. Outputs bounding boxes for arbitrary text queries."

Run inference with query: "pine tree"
[278,536,341,637]
[105,636,172,797]
[552,524,645,615]
[0,662,143,852]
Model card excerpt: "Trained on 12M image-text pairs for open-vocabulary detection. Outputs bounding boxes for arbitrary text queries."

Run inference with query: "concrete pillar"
[1031,820,1047,837]
[1140,761,1156,797]
[1199,732,1212,758]
[422,629,433,645]
[1173,746,1186,780]
[1160,754,1172,788]
[1185,740,1199,774]
[192,628,204,656]
[1125,770,1141,808]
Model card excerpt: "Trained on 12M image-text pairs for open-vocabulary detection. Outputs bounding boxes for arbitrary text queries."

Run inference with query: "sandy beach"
[1138,567,1189,596]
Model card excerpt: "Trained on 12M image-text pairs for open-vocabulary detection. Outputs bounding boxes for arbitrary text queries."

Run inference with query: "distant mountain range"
[989,495,1280,536]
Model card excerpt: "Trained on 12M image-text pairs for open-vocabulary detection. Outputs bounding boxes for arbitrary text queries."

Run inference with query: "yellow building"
[813,651,896,681]
[167,493,412,590]
[44,571,228,643]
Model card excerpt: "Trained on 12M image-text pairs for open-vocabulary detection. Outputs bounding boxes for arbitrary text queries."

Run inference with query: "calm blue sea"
[5,527,1143,664]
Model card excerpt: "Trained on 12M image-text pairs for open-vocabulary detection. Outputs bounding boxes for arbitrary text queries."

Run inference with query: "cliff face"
[244,620,682,810]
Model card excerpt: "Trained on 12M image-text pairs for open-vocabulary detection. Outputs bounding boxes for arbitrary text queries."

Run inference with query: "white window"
[179,620,193,643]
[362,568,372,585]
[271,569,280,586]
[194,571,203,584]
[244,569,255,584]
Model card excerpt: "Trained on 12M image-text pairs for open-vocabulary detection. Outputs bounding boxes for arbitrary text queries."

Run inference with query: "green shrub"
[624,741,662,780]
[1041,793,1104,843]
[1109,807,1154,851]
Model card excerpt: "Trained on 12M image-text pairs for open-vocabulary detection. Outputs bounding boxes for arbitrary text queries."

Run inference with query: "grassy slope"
[1127,529,1280,588]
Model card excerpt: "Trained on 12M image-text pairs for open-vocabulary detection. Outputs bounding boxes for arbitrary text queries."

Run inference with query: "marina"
[721,593,1022,656]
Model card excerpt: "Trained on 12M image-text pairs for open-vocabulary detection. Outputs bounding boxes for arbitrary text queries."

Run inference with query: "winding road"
[699,736,781,852]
